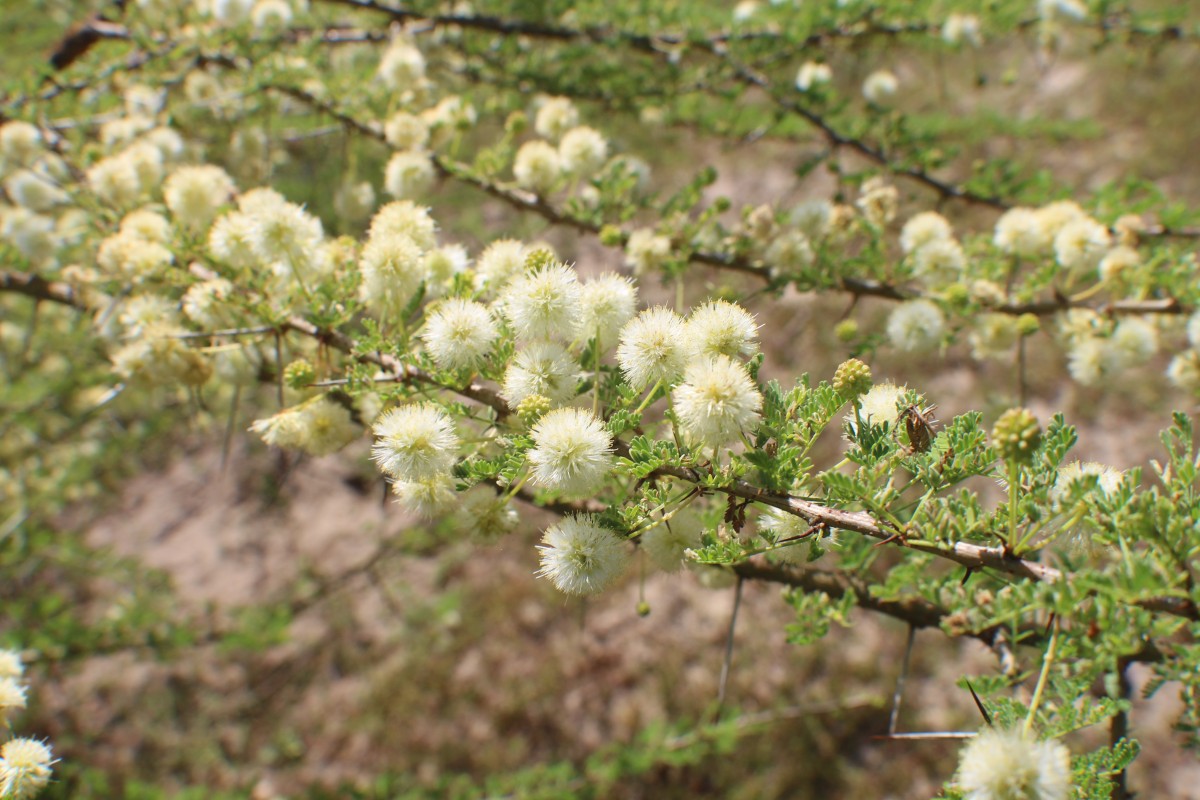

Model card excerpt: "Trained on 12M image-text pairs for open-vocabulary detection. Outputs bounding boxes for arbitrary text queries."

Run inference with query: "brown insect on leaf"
[723,495,747,532]
[902,403,939,453]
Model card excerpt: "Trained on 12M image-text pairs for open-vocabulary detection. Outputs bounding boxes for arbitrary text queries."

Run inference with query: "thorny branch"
[6,266,1197,626]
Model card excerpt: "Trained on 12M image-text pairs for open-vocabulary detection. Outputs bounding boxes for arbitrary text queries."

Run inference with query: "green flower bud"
[833,358,872,400]
[504,110,528,136]
[284,359,316,390]
[636,601,651,617]
[834,319,859,342]
[1017,313,1040,337]
[599,224,624,247]
[516,393,552,426]
[992,407,1042,465]
[523,248,555,273]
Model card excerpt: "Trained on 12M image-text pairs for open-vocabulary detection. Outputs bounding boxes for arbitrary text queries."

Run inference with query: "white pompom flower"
[887,299,945,352]
[534,96,579,141]
[163,165,236,232]
[579,273,638,349]
[0,678,27,725]
[673,355,764,452]
[558,126,608,178]
[502,341,579,408]
[500,261,582,341]
[475,238,529,289]
[537,514,630,595]
[685,300,759,362]
[458,485,519,541]
[384,151,436,200]
[384,112,430,151]
[845,381,907,434]
[0,650,23,680]
[994,207,1043,256]
[899,211,953,254]
[1054,216,1111,272]
[513,140,562,195]
[641,507,705,572]
[617,306,688,390]
[391,474,457,518]
[359,230,427,317]
[862,69,899,105]
[624,228,672,275]
[527,407,614,496]
[368,200,438,250]
[377,41,426,88]
[371,404,459,482]
[911,238,966,285]
[955,727,1071,800]
[421,298,498,370]
[795,61,832,91]
[0,737,55,800]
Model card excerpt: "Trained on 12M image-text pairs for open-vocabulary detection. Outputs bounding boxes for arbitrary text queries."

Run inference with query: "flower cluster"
[0,648,55,800]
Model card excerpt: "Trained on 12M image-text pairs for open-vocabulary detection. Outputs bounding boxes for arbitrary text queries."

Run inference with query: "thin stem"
[633,379,663,415]
[888,626,917,735]
[716,575,745,716]
[1007,460,1020,554]
[1024,616,1059,736]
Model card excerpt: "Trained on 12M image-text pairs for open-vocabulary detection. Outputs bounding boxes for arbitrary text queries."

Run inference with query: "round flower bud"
[992,408,1042,465]
[955,727,1070,800]
[516,393,553,425]
[284,359,316,390]
[527,407,614,496]
[537,514,630,595]
[833,358,872,400]
[1017,313,1041,337]
[834,319,859,342]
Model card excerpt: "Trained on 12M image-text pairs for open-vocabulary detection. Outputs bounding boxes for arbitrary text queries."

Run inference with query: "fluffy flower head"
[537,514,630,595]
[528,407,614,496]
[371,404,458,481]
[164,165,236,232]
[685,300,759,361]
[617,306,688,389]
[673,355,763,451]
[502,341,578,407]
[795,61,832,91]
[534,96,579,141]
[0,737,55,800]
[500,261,582,341]
[421,298,498,370]
[956,727,1070,800]
[625,228,672,275]
[900,211,953,254]
[384,151,435,200]
[887,299,945,352]
[579,273,638,348]
[558,126,608,178]
[513,140,562,195]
